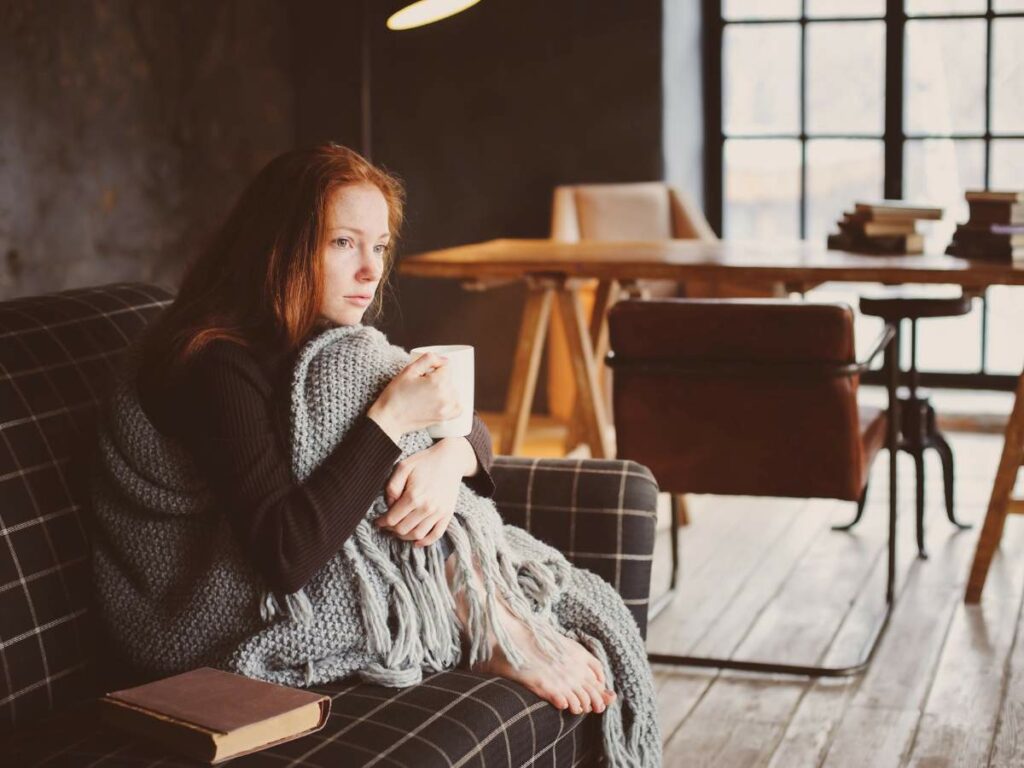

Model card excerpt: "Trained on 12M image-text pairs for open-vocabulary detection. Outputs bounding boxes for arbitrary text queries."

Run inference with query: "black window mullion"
[884,0,905,200]
[704,0,724,236]
[984,0,993,189]
[799,2,808,238]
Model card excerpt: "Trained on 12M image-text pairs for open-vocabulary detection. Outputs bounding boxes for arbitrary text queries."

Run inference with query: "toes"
[566,691,584,716]
[537,680,569,711]
[588,658,606,685]
[575,684,593,714]
[602,688,617,705]
[585,682,606,713]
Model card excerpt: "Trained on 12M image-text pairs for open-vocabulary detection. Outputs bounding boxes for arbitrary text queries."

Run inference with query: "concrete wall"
[0,0,294,299]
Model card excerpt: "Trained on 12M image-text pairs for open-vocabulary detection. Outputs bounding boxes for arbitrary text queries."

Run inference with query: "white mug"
[409,344,475,438]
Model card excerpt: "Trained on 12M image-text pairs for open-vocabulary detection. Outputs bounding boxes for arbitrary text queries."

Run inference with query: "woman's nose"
[357,247,383,281]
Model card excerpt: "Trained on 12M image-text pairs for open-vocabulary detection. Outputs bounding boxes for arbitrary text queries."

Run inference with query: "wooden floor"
[480,410,1024,765]
[645,430,1024,768]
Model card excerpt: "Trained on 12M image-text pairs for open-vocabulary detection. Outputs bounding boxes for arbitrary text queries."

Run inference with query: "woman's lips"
[345,295,372,307]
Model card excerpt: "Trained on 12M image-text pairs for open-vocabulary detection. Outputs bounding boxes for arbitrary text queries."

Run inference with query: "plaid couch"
[0,283,659,767]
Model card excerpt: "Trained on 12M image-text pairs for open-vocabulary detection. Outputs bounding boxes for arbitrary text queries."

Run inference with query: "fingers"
[409,515,438,542]
[393,507,432,537]
[385,461,412,506]
[407,352,448,378]
[378,492,417,528]
[416,520,447,548]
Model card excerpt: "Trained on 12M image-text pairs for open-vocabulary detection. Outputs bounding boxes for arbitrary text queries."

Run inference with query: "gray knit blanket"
[90,324,659,767]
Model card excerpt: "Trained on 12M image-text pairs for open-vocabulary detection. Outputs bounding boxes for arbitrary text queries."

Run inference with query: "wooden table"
[401,238,1024,453]
[401,239,1024,602]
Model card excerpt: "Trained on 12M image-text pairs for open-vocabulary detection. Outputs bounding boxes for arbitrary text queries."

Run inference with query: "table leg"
[965,370,1024,604]
[500,283,555,456]
[556,285,613,459]
[567,280,620,450]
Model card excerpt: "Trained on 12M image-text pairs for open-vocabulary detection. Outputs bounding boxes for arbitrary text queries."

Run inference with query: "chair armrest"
[490,456,659,638]
[853,323,897,373]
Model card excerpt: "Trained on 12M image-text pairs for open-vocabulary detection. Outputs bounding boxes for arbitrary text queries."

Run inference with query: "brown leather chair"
[608,298,900,677]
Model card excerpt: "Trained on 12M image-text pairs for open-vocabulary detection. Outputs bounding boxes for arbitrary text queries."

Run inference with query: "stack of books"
[827,200,943,255]
[945,190,1024,263]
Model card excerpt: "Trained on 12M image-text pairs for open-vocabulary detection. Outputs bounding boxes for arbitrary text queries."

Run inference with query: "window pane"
[906,0,986,14]
[806,22,884,135]
[724,24,801,135]
[992,19,1024,135]
[806,139,884,244]
[807,0,885,17]
[905,19,987,136]
[915,290,983,373]
[724,139,801,239]
[903,139,985,252]
[991,140,1024,188]
[994,0,1024,11]
[986,287,1024,375]
[723,0,800,20]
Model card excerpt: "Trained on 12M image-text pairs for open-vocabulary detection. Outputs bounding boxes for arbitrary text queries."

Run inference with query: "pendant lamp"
[386,0,482,30]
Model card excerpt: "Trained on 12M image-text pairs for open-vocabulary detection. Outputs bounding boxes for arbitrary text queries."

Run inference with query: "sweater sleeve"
[462,412,495,498]
[168,343,402,595]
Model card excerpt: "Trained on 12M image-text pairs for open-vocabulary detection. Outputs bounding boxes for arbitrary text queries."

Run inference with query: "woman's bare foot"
[446,556,616,715]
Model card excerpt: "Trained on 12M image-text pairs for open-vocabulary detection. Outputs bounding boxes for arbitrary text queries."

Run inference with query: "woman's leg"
[444,553,616,714]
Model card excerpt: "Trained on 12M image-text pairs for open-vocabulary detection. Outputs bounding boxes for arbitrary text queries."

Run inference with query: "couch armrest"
[490,456,659,638]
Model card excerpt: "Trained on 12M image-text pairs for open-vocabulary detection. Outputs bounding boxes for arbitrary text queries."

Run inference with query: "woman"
[129,143,615,716]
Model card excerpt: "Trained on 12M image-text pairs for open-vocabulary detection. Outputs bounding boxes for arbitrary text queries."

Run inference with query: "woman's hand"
[367,353,462,443]
[376,438,478,547]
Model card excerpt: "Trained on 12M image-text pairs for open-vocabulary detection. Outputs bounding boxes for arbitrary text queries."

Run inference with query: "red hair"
[138,142,404,384]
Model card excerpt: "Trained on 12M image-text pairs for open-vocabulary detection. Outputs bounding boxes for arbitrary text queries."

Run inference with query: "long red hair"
[138,143,405,385]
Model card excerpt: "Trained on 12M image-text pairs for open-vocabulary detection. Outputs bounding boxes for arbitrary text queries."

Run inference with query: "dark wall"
[366,0,665,410]
[0,0,294,299]
[2,0,667,413]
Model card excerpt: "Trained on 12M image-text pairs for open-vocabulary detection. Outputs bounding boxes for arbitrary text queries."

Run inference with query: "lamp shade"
[386,0,482,30]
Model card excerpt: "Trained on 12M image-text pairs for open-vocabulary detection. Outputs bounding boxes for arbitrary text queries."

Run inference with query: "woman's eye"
[333,237,353,248]
[374,244,388,254]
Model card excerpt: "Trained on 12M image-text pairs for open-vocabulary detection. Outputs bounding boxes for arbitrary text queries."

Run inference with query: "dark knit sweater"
[137,337,495,595]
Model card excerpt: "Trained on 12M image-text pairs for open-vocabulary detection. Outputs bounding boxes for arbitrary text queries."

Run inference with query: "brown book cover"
[953,226,1024,249]
[839,217,918,236]
[100,667,330,764]
[828,231,923,254]
[967,199,1024,226]
[946,242,1024,263]
[854,199,943,220]
[965,189,1024,204]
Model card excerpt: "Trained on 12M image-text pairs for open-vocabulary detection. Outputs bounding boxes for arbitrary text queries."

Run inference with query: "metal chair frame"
[609,323,900,677]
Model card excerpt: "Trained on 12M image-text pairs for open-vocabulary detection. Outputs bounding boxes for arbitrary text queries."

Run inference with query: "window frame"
[702,0,1024,392]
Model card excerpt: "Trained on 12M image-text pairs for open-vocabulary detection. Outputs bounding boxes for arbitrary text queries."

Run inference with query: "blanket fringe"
[259,588,314,627]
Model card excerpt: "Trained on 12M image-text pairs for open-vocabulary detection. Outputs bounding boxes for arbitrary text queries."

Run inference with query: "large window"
[707,0,1024,382]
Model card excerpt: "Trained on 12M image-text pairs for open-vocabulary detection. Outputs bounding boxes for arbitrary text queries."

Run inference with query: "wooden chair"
[546,182,717,460]
[965,369,1024,603]
[608,298,900,677]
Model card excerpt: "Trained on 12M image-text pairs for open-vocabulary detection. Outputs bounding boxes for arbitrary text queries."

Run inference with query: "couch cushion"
[0,283,174,731]
[9,669,598,767]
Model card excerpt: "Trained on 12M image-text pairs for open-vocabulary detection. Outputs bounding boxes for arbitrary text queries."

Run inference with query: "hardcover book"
[853,200,943,220]
[100,667,331,764]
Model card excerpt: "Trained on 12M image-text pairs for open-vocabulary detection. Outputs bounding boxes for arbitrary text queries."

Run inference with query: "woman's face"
[318,183,391,326]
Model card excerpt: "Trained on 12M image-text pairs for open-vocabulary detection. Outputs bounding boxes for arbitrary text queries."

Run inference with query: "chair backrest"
[550,182,718,243]
[0,283,173,731]
[608,299,867,502]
